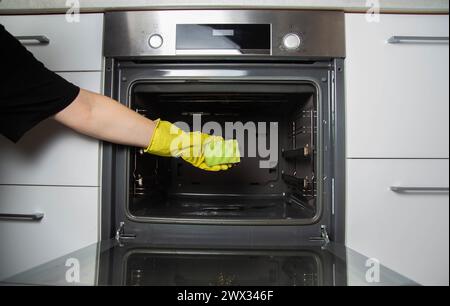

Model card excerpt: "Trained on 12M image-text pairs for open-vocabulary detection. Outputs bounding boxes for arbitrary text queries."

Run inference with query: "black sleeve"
[0,24,80,143]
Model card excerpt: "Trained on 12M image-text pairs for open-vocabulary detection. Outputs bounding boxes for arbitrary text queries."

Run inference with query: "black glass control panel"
[176,24,271,54]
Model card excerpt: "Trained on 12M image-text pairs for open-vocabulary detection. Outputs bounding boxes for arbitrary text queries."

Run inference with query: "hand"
[144,119,240,171]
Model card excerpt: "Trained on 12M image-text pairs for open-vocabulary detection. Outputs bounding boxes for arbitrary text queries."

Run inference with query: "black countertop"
[1,240,417,286]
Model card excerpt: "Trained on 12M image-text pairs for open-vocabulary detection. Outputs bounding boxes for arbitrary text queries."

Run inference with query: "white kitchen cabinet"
[0,185,99,281]
[345,14,449,159]
[346,159,449,286]
[0,13,103,282]
[0,72,102,186]
[0,14,103,72]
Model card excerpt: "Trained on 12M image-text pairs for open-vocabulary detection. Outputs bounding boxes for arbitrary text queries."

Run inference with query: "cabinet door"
[345,14,449,158]
[0,72,101,186]
[0,14,103,72]
[0,185,99,281]
[346,159,449,286]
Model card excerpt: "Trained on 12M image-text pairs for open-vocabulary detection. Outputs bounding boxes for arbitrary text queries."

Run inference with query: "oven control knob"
[282,33,302,51]
[148,34,164,49]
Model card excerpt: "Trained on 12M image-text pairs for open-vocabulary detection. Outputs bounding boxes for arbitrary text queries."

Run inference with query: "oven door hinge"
[115,222,137,244]
[309,225,331,246]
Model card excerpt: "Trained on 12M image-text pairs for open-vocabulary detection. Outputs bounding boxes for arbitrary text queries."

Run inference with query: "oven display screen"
[176,24,271,55]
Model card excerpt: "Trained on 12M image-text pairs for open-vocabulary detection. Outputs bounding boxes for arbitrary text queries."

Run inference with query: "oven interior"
[129,82,319,223]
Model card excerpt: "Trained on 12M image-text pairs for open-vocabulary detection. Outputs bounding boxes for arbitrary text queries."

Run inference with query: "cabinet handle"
[0,213,45,222]
[390,186,449,194]
[15,35,50,45]
[387,36,449,44]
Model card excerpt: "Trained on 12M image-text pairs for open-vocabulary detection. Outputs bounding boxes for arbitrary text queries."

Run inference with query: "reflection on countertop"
[1,240,418,286]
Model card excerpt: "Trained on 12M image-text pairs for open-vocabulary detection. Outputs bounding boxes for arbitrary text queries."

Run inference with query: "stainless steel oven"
[101,10,346,248]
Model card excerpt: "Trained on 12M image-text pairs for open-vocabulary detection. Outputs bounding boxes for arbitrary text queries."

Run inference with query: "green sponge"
[204,139,241,167]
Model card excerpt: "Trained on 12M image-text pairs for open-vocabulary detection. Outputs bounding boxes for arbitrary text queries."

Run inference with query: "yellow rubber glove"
[144,119,234,172]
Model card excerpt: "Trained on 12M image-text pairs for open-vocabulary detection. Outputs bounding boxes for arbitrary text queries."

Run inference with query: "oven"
[101,10,346,248]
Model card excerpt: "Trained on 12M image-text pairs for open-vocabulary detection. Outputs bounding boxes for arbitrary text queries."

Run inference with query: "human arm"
[53,88,156,148]
[53,89,239,171]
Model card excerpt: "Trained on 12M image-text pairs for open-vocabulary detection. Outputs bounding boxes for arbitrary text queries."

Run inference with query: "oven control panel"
[104,10,345,58]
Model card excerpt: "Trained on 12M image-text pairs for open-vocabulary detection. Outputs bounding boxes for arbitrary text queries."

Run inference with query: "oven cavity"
[128,82,320,224]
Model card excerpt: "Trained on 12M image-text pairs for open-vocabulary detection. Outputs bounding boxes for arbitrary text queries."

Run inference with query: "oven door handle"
[0,213,45,222]
[387,36,449,44]
[390,186,449,194]
[15,35,50,45]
